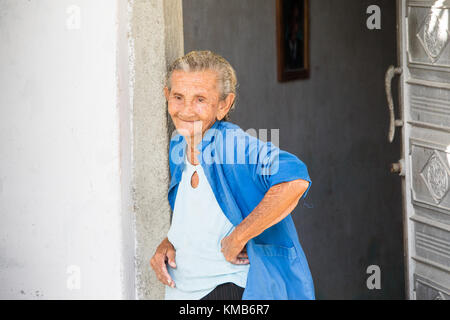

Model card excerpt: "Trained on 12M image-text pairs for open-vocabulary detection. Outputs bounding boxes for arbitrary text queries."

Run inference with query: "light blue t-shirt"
[165,151,249,300]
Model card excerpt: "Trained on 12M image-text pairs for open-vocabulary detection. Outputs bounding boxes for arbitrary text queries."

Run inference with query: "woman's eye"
[198,98,205,103]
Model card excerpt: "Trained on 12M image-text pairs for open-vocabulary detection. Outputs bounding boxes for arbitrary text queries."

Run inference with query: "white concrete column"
[0,0,135,299]
[0,0,182,300]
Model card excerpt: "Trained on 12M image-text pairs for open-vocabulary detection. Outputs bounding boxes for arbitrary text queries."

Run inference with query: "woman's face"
[164,70,234,143]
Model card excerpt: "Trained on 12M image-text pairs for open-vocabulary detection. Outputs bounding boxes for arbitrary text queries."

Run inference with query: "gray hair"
[165,50,238,121]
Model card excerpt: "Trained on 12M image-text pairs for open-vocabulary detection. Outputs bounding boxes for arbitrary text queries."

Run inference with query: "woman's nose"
[180,100,196,117]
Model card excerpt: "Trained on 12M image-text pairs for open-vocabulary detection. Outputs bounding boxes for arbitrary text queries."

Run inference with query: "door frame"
[397,0,415,300]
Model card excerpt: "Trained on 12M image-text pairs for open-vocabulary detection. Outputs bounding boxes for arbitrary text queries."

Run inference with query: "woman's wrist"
[231,222,252,247]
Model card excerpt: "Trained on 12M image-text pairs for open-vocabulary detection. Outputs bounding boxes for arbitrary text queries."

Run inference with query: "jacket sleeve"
[249,139,312,199]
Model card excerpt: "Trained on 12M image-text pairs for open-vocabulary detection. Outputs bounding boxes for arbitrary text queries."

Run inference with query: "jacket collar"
[177,119,221,153]
[195,119,221,152]
[169,119,222,190]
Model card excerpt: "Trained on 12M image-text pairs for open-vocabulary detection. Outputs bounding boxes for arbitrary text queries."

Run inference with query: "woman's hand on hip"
[221,233,249,265]
[150,237,177,288]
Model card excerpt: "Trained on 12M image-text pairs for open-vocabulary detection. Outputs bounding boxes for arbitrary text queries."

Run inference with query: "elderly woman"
[150,51,313,300]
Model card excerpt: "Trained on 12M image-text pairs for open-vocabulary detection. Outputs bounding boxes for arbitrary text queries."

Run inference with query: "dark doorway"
[183,0,404,299]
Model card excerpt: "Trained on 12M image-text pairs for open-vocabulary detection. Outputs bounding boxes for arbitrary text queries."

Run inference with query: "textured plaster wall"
[130,0,183,300]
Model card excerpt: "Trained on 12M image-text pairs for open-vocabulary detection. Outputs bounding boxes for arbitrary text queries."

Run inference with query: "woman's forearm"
[232,179,310,245]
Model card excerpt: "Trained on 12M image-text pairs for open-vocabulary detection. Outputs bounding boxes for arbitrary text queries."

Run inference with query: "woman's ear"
[217,93,236,120]
[164,87,170,101]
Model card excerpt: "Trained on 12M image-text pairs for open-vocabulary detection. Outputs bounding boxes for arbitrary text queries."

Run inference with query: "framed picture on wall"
[276,0,310,81]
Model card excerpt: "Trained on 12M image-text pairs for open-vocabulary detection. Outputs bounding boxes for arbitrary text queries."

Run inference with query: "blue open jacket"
[167,120,314,300]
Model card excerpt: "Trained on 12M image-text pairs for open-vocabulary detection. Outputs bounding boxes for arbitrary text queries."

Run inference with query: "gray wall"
[183,0,404,299]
